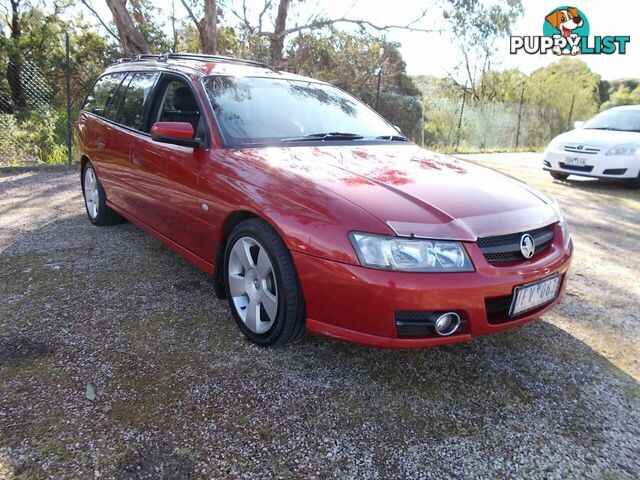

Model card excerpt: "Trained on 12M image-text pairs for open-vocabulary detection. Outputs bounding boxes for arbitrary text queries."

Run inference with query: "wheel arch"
[213,208,301,299]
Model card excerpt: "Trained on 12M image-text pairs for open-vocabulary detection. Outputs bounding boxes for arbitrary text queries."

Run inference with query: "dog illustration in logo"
[545,7,584,55]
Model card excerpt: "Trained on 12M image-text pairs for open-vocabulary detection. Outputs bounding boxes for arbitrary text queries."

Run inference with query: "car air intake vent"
[477,224,554,264]
[563,145,600,154]
[559,162,594,172]
[603,168,627,175]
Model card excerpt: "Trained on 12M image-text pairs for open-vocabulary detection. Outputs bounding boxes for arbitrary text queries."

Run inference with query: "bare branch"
[269,9,436,39]
[180,0,201,29]
[79,0,120,43]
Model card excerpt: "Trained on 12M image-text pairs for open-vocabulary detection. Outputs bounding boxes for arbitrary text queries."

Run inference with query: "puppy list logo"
[511,6,630,56]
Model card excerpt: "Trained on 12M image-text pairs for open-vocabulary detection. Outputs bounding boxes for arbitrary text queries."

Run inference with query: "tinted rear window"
[105,73,131,122]
[114,72,159,130]
[83,73,127,117]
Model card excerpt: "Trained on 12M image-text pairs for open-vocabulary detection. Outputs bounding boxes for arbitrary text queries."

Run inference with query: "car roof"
[609,104,640,111]
[102,53,322,84]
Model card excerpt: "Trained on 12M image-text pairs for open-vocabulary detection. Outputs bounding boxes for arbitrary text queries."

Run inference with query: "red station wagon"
[77,53,573,348]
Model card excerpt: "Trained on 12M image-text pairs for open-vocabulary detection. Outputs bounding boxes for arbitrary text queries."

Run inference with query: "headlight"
[605,144,639,156]
[349,233,473,272]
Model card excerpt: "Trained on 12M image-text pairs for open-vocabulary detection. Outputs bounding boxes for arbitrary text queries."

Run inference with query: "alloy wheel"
[84,167,99,219]
[227,236,279,334]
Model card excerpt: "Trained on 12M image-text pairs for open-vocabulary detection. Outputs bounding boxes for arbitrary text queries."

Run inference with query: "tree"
[104,0,149,55]
[476,69,527,103]
[600,80,640,110]
[180,0,218,54]
[443,0,524,99]
[6,0,24,111]
[526,58,600,132]
[230,0,432,65]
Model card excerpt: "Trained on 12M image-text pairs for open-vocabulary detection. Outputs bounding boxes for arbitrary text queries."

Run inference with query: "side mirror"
[151,122,200,148]
[573,121,584,129]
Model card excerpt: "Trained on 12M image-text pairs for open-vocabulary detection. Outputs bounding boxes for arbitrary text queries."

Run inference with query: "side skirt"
[107,200,215,275]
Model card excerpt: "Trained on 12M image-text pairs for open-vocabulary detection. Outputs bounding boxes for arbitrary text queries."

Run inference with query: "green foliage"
[0,110,68,165]
[526,58,600,122]
[416,58,606,150]
[600,81,640,110]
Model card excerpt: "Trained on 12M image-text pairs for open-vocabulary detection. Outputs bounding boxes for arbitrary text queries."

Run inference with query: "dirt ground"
[0,154,639,479]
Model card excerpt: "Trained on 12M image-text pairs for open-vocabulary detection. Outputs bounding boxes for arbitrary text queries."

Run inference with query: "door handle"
[97,140,106,149]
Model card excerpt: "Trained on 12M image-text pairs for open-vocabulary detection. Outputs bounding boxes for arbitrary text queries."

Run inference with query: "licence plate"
[509,274,561,317]
[564,156,586,166]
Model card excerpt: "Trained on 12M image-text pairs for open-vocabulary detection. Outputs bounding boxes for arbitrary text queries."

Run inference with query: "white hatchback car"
[543,105,640,188]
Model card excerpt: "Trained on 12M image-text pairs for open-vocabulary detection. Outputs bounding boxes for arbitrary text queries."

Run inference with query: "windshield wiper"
[376,135,409,141]
[280,132,364,142]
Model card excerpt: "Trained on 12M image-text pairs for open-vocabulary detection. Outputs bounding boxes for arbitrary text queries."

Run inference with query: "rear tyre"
[224,218,305,347]
[82,162,123,226]
[549,171,569,181]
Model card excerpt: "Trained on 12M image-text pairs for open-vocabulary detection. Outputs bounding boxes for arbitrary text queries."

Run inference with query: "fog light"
[433,312,461,336]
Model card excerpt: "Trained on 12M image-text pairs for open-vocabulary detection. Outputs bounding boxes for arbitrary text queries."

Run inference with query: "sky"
[79,0,639,80]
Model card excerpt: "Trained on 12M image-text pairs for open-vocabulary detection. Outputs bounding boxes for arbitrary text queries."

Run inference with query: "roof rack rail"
[113,53,276,71]
[114,54,163,64]
[161,53,276,71]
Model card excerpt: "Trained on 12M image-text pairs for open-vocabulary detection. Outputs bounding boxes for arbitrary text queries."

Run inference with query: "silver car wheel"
[84,167,99,219]
[227,236,279,334]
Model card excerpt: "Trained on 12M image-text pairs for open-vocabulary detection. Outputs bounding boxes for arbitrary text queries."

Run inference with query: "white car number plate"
[510,274,561,317]
[564,156,586,166]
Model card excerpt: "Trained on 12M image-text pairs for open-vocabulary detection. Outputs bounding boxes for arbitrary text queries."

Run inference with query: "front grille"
[477,225,554,264]
[603,168,627,175]
[559,162,594,172]
[563,145,600,155]
[485,295,513,322]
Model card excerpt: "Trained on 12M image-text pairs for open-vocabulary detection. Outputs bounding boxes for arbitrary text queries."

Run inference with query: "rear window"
[83,73,127,117]
[114,72,159,130]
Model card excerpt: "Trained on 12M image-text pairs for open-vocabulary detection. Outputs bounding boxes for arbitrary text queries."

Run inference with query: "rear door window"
[114,72,159,131]
[83,73,127,117]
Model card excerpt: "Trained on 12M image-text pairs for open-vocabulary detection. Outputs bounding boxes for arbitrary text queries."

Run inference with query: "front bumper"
[294,224,573,348]
[543,148,640,179]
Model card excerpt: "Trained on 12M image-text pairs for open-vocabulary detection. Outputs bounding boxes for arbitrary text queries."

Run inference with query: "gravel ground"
[0,154,639,479]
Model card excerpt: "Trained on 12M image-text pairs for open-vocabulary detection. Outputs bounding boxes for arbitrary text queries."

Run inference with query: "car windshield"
[583,108,640,132]
[202,76,401,146]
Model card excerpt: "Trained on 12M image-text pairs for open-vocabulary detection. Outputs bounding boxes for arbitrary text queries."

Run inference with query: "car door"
[82,73,129,192]
[106,71,160,216]
[129,74,213,260]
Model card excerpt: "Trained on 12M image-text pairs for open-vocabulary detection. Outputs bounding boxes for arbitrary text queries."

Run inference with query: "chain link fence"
[0,52,75,166]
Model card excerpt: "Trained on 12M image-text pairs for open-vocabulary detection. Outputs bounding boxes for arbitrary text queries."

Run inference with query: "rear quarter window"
[82,73,127,117]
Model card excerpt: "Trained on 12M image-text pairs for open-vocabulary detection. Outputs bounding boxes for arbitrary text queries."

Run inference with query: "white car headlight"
[605,144,640,156]
[349,233,474,272]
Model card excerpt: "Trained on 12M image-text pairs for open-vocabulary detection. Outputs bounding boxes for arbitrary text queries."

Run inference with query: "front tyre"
[82,161,123,226]
[549,171,569,181]
[224,218,305,347]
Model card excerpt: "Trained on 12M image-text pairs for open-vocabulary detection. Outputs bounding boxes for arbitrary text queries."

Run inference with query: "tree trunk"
[105,0,150,56]
[200,0,217,54]
[7,0,25,112]
[129,0,148,29]
[270,0,290,64]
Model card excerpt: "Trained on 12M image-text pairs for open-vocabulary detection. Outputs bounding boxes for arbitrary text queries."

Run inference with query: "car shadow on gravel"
[555,176,640,197]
